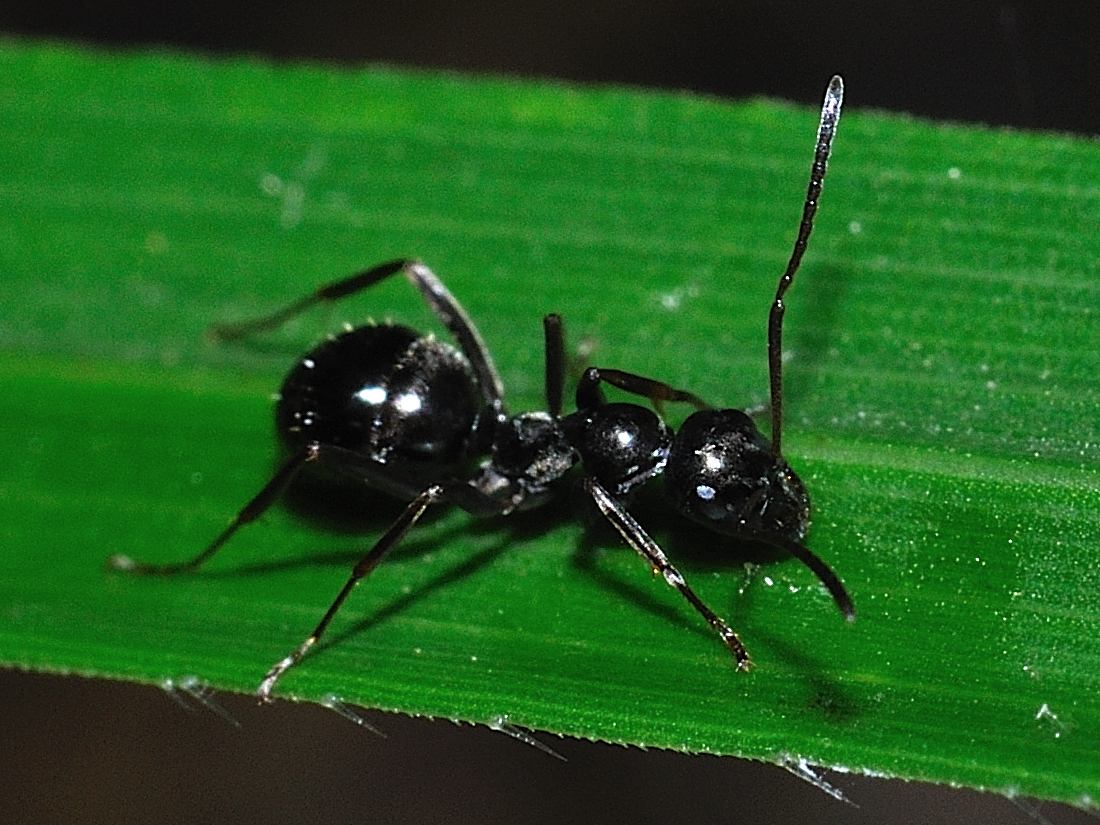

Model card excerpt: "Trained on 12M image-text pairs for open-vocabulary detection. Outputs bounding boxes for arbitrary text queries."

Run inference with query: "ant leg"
[210,259,506,416]
[547,314,608,408]
[576,367,711,416]
[107,442,425,575]
[543,314,565,417]
[583,476,752,671]
[257,480,505,700]
[108,443,324,575]
[257,484,445,701]
[742,531,855,621]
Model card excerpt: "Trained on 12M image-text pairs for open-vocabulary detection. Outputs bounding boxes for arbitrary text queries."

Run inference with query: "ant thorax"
[561,403,672,497]
[474,411,578,513]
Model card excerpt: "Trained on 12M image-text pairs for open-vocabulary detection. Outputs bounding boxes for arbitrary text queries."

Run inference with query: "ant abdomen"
[276,324,484,473]
[665,409,811,541]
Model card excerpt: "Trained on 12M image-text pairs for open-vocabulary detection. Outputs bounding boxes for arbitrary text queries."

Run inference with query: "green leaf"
[2,40,1099,807]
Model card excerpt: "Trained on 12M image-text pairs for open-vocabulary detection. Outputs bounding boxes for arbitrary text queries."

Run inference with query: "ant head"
[564,403,672,497]
[664,409,810,541]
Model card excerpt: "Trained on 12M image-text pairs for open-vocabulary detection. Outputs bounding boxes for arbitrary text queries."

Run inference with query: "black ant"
[109,76,853,702]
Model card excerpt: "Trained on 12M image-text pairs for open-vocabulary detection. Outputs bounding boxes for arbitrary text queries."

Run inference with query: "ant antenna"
[768,75,843,457]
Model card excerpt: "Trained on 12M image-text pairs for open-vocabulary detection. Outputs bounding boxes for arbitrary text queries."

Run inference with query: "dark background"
[2,0,1099,134]
[3,2,1098,824]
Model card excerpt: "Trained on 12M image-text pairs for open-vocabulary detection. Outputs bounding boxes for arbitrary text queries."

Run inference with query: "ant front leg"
[576,366,711,417]
[210,259,506,415]
[583,477,752,671]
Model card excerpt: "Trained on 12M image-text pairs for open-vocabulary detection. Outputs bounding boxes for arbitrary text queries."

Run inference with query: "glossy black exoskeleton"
[110,76,853,701]
[276,324,492,496]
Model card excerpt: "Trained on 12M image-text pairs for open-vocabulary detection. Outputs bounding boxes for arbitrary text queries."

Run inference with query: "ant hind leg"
[210,259,506,415]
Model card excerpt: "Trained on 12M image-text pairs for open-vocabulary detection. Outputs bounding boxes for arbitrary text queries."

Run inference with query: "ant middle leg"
[257,483,446,701]
[543,313,602,416]
[257,479,506,700]
[209,259,506,415]
[543,314,566,417]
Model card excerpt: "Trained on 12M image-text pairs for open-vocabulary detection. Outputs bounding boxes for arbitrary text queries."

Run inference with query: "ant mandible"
[109,76,853,702]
